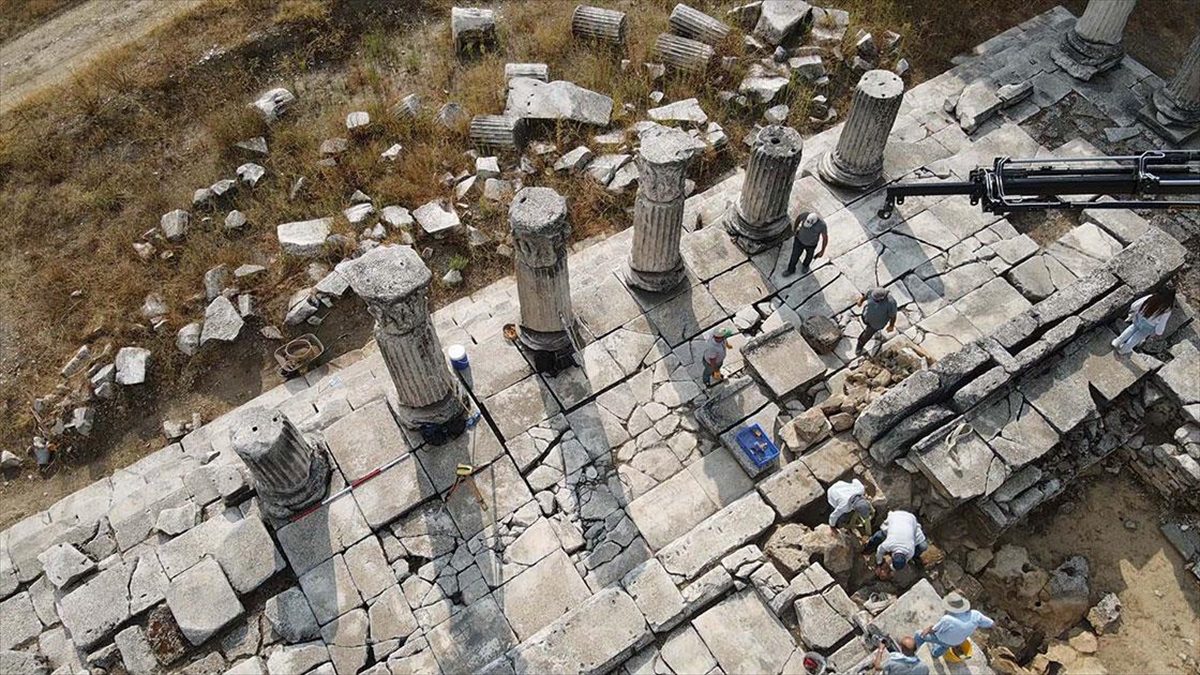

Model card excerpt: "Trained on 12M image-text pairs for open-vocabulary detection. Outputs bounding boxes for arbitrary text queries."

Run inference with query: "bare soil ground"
[0,0,1197,531]
[0,0,204,113]
[1007,474,1200,675]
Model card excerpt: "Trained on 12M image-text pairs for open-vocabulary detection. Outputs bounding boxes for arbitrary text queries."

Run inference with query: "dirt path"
[1009,475,1200,675]
[0,0,204,115]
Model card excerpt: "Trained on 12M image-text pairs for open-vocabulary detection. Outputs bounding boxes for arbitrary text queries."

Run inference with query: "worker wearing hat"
[856,287,898,356]
[783,212,828,277]
[702,328,735,387]
[914,593,994,662]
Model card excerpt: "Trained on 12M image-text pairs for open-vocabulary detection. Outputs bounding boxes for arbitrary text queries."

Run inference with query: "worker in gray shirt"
[783,212,828,276]
[856,287,898,355]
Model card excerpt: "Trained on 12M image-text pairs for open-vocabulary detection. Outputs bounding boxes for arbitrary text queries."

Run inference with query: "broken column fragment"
[571,5,628,47]
[451,7,497,58]
[510,187,576,360]
[230,407,330,524]
[1139,32,1200,143]
[668,4,731,46]
[469,115,528,153]
[656,33,715,73]
[1050,0,1137,80]
[626,127,696,293]
[345,245,468,439]
[818,69,904,189]
[725,124,803,253]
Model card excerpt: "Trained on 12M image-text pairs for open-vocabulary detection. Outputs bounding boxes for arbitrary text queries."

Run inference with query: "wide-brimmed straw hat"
[943,592,970,613]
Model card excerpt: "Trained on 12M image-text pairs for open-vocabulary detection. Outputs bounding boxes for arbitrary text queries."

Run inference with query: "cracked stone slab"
[741,324,825,398]
[298,554,363,626]
[970,390,1059,469]
[693,589,795,674]
[1021,327,1159,433]
[508,587,649,675]
[462,337,533,399]
[499,549,591,640]
[416,421,505,492]
[680,226,749,282]
[573,270,646,340]
[426,594,517,673]
[324,399,415,482]
[657,492,776,581]
[1046,222,1123,278]
[641,283,727,347]
[57,559,134,649]
[953,277,1032,335]
[445,456,533,538]
[0,591,41,650]
[627,463,720,551]
[912,428,1009,503]
[484,375,562,441]
[276,495,372,577]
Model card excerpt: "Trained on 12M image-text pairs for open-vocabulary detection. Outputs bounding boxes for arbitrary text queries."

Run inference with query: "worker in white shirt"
[868,510,928,579]
[826,478,873,536]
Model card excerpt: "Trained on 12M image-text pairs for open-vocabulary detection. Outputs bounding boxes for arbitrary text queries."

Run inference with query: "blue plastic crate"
[734,423,779,469]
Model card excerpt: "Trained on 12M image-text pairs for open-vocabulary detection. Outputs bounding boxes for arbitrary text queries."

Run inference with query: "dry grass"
[0,0,1110,491]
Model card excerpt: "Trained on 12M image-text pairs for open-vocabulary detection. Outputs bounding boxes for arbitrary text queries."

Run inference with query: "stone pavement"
[1,6,1196,675]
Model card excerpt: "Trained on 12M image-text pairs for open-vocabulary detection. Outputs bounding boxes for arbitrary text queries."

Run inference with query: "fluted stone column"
[726,125,803,253]
[230,406,329,524]
[1139,32,1200,143]
[668,4,730,46]
[1051,0,1137,80]
[818,70,904,189]
[656,33,715,73]
[511,187,574,353]
[626,129,695,292]
[572,5,627,47]
[469,115,528,153]
[346,245,468,431]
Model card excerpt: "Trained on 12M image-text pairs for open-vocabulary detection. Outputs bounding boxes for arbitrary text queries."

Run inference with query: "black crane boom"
[877,150,1200,218]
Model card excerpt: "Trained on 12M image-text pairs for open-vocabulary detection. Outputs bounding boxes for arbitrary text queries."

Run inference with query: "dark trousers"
[856,325,880,353]
[785,239,816,274]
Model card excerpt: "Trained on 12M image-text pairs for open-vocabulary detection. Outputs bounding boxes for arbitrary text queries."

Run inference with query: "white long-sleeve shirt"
[1129,295,1171,335]
[827,479,866,526]
[875,510,927,564]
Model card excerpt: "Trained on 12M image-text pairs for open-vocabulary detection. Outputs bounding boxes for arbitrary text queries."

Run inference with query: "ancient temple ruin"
[2,3,1198,675]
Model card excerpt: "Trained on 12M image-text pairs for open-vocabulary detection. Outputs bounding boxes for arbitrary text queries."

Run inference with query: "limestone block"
[794,593,852,649]
[757,460,823,519]
[693,589,795,674]
[658,492,776,581]
[508,588,649,675]
[37,543,95,589]
[742,325,825,398]
[505,78,614,126]
[58,560,134,649]
[622,558,686,633]
[265,587,321,644]
[426,595,517,673]
[500,550,592,640]
[166,557,244,646]
[277,218,332,257]
[0,591,41,649]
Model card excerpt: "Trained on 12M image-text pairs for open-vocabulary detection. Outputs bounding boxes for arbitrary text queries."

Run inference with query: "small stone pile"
[811,340,931,432]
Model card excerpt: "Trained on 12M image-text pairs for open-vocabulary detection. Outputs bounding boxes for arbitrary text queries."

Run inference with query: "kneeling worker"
[868,509,928,579]
[827,478,873,534]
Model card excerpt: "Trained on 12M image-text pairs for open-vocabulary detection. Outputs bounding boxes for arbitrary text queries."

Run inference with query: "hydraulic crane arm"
[878,150,1200,218]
